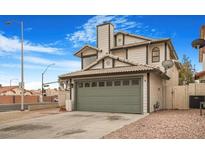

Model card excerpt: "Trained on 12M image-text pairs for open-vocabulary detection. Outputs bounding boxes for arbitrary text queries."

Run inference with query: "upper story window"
[152,47,160,63]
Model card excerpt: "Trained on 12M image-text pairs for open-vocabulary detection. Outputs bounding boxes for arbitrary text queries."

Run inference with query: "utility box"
[189,96,205,108]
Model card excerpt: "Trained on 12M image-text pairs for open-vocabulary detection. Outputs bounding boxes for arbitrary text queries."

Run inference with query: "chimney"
[200,25,205,39]
[97,22,114,57]
[200,25,205,70]
[0,84,2,88]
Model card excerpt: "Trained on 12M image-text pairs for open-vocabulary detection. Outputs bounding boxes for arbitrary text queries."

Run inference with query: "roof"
[74,45,101,57]
[59,64,169,79]
[195,70,205,79]
[110,38,178,60]
[115,31,154,41]
[0,86,18,94]
[111,38,170,50]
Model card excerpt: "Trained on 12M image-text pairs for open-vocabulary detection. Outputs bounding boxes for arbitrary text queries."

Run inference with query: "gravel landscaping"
[104,109,205,139]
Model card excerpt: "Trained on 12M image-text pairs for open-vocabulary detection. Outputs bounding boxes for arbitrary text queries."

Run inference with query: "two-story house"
[59,22,180,113]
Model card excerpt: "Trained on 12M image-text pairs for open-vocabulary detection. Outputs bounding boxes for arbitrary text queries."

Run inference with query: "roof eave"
[59,69,155,79]
[74,45,100,57]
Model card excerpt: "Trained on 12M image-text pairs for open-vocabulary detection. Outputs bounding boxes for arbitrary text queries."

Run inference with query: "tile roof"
[111,38,170,50]
[83,54,141,71]
[59,65,163,78]
[0,86,18,94]
[114,31,154,41]
[74,45,101,57]
[195,70,205,79]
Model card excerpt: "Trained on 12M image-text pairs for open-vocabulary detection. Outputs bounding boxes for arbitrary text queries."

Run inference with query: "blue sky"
[0,15,204,89]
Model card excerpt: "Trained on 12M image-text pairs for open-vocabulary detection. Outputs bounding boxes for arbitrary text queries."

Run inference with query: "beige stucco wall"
[165,83,205,110]
[90,61,102,70]
[98,24,109,57]
[116,34,123,46]
[82,48,97,56]
[166,64,179,86]
[125,35,146,44]
[203,53,205,70]
[127,46,146,64]
[149,73,163,112]
[110,25,114,49]
[58,90,70,107]
[111,49,126,59]
[115,60,130,67]
[148,43,165,71]
[104,57,113,68]
[143,74,148,113]
[98,24,114,57]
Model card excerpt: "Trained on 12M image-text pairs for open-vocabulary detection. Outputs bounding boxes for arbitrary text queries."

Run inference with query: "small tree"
[179,54,195,85]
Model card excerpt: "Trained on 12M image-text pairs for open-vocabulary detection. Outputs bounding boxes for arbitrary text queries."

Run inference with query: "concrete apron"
[0,111,148,139]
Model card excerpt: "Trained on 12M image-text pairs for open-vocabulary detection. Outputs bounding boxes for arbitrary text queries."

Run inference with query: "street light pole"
[41,63,55,103]
[20,21,24,111]
[5,20,24,111]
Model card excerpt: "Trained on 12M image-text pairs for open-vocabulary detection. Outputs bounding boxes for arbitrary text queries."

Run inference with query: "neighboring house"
[196,25,205,82]
[59,22,180,113]
[0,85,33,96]
[46,88,58,96]
[30,90,41,96]
[195,71,205,83]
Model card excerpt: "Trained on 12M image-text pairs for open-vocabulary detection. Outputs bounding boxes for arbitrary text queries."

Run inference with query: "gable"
[74,45,100,57]
[82,48,97,56]
[86,56,133,70]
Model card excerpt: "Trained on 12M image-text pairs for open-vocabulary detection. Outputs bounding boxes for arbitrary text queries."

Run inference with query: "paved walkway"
[0,111,147,139]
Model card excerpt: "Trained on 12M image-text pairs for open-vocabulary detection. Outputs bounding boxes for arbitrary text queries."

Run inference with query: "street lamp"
[41,63,55,103]
[5,20,24,111]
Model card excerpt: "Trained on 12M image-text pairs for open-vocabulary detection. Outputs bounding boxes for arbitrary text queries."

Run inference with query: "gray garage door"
[76,77,142,113]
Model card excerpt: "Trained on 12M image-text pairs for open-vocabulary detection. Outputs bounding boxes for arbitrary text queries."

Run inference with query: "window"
[152,47,160,63]
[123,80,129,86]
[85,82,90,87]
[132,79,139,86]
[106,81,112,87]
[99,81,105,87]
[79,83,83,88]
[114,80,121,86]
[91,82,97,87]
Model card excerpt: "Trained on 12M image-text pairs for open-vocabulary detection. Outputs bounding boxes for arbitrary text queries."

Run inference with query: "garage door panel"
[78,97,141,106]
[77,104,141,113]
[76,77,142,113]
[78,89,141,97]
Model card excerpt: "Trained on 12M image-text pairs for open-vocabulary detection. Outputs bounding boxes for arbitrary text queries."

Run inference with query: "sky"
[0,15,204,90]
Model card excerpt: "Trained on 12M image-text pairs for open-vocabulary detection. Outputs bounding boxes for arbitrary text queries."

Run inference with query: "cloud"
[0,33,63,54]
[66,15,142,48]
[0,72,18,86]
[25,81,58,90]
[23,56,80,71]
[1,55,81,72]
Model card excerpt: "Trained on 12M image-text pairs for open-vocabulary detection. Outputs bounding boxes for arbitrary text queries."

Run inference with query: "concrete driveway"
[0,111,147,139]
